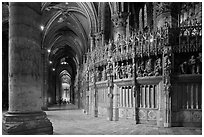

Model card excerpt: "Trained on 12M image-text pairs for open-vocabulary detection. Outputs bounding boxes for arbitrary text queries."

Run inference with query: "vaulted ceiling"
[41,2,98,77]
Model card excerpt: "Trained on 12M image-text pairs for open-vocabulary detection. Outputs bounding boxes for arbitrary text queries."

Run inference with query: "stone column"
[132,41,139,123]
[93,67,98,117]
[163,46,172,128]
[85,63,90,114]
[153,2,178,127]
[77,67,82,108]
[90,35,95,52]
[113,84,119,121]
[55,73,60,104]
[2,3,53,134]
[106,59,114,121]
[41,50,48,110]
[111,12,129,42]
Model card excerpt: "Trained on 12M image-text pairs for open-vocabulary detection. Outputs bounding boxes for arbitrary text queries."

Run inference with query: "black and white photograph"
[2,2,202,135]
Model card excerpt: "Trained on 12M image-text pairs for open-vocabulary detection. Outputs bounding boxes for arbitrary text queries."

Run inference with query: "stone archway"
[41,2,98,110]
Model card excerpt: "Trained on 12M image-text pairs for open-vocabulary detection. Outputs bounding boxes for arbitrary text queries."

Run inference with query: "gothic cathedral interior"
[2,2,202,135]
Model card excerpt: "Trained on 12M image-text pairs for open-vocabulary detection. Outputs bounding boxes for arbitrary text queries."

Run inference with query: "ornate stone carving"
[180,61,188,74]
[155,2,172,17]
[111,12,130,28]
[114,62,120,79]
[143,59,153,77]
[178,53,202,75]
[126,62,132,78]
[148,110,157,120]
[138,110,146,119]
[196,52,202,74]
[106,58,113,77]
[163,46,172,95]
[188,55,196,74]
[154,58,162,76]
[102,66,107,81]
[192,111,202,122]
[137,61,145,77]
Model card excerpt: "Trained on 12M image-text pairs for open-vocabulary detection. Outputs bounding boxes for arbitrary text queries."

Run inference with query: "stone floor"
[45,104,202,135]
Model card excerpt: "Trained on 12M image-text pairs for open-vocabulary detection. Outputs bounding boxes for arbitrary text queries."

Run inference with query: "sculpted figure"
[188,55,196,74]
[127,62,132,78]
[137,61,144,77]
[96,69,99,82]
[115,62,120,79]
[164,55,171,76]
[102,66,107,81]
[154,58,162,76]
[180,61,188,74]
[144,59,153,76]
[120,63,126,79]
[98,69,102,81]
[196,53,202,74]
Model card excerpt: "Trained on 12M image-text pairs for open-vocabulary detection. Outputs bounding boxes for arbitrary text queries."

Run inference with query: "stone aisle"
[45,105,202,135]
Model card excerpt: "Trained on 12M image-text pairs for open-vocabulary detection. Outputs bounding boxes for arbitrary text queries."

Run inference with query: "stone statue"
[180,61,188,74]
[196,53,202,74]
[108,39,113,57]
[120,63,126,79]
[96,69,99,82]
[164,55,171,76]
[101,68,105,81]
[115,62,120,79]
[154,58,162,76]
[98,69,102,81]
[127,62,132,78]
[143,59,153,76]
[188,55,196,74]
[102,66,107,81]
[137,61,144,77]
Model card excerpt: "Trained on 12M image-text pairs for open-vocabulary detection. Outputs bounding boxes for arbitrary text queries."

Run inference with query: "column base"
[94,110,98,117]
[113,108,119,121]
[164,123,171,128]
[107,107,113,121]
[2,111,53,135]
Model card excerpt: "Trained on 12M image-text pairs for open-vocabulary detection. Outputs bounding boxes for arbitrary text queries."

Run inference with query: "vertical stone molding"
[41,50,48,111]
[113,84,119,121]
[153,2,178,128]
[90,35,95,52]
[91,65,98,117]
[2,3,53,134]
[84,55,90,114]
[163,46,172,128]
[106,58,114,121]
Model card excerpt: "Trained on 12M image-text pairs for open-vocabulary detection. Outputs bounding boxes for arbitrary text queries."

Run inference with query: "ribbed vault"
[41,2,98,105]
